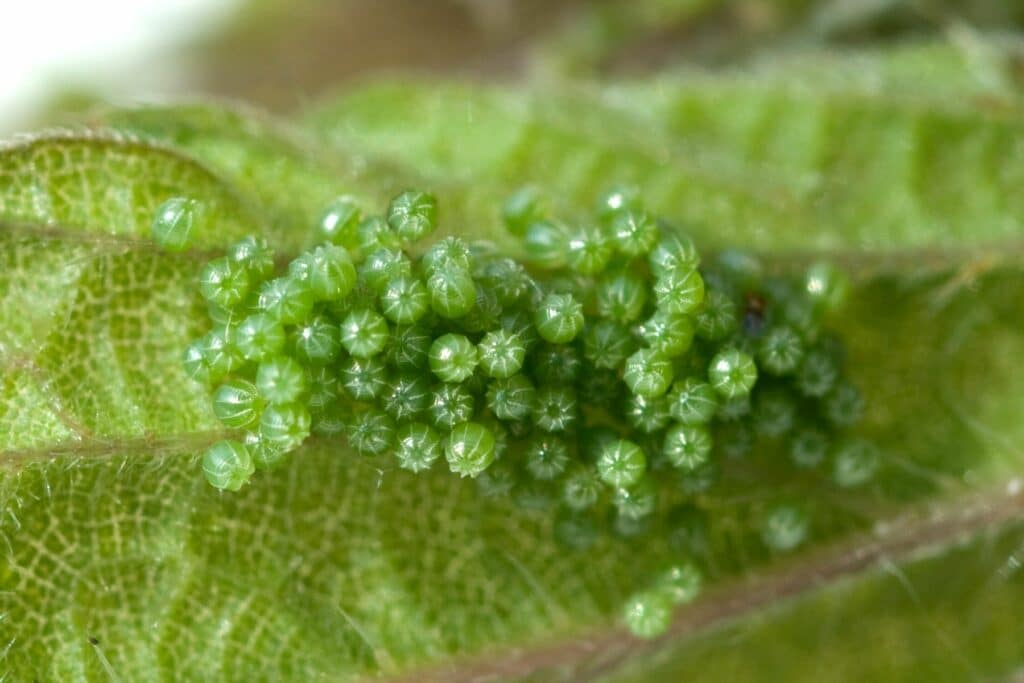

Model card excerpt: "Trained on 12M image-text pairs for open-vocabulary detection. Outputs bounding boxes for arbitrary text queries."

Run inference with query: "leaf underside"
[1,40,1024,682]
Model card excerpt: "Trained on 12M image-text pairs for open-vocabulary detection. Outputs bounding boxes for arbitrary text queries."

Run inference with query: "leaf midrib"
[0,430,229,467]
[377,481,1024,683]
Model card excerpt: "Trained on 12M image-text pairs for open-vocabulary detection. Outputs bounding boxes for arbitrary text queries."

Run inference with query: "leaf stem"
[0,430,231,467]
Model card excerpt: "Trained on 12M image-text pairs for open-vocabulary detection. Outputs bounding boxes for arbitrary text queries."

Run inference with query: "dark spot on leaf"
[743,292,766,336]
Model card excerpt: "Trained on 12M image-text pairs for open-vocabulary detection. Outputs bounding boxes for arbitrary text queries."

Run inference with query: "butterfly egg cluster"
[166,184,876,639]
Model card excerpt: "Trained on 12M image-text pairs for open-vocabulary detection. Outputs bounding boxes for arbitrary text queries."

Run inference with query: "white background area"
[0,0,237,130]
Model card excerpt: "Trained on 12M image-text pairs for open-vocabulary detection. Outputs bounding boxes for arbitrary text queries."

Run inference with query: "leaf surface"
[3,45,1024,681]
[307,40,1024,253]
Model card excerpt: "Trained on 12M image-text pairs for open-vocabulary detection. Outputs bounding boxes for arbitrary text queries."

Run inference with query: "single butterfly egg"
[636,310,695,358]
[339,355,389,401]
[597,439,646,489]
[694,289,739,341]
[477,329,526,379]
[256,356,309,405]
[340,308,390,358]
[421,236,473,275]
[358,247,410,292]
[657,563,703,605]
[381,373,431,422]
[387,189,438,243]
[663,424,713,471]
[259,402,311,452]
[708,349,758,399]
[394,422,443,472]
[649,233,700,276]
[429,384,475,433]
[622,588,674,639]
[623,349,674,398]
[582,319,635,370]
[533,386,577,433]
[244,431,289,471]
[258,276,315,325]
[228,235,275,281]
[565,226,612,275]
[445,422,497,478]
[379,275,430,324]
[596,270,647,323]
[152,197,201,251]
[522,220,568,269]
[824,381,864,428]
[534,292,584,344]
[668,377,719,424]
[796,347,839,397]
[761,504,809,552]
[388,324,432,370]
[199,326,244,381]
[804,261,849,313]
[653,267,705,315]
[562,466,602,511]
[758,326,804,375]
[346,409,396,457]
[427,267,477,319]
[317,195,362,247]
[485,373,536,422]
[235,313,286,362]
[306,244,357,301]
[625,393,671,434]
[199,257,251,310]
[613,476,658,520]
[609,209,659,257]
[211,379,262,429]
[356,215,402,255]
[525,434,570,480]
[428,333,478,383]
[502,186,548,236]
[833,439,880,487]
[202,440,255,491]
[789,428,828,468]
[530,343,582,385]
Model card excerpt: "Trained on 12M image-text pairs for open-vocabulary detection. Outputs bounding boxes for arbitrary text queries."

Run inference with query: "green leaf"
[307,81,803,254]
[599,504,1024,683]
[94,103,401,244]
[3,45,1024,681]
[0,233,215,445]
[307,39,1024,253]
[0,132,262,247]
